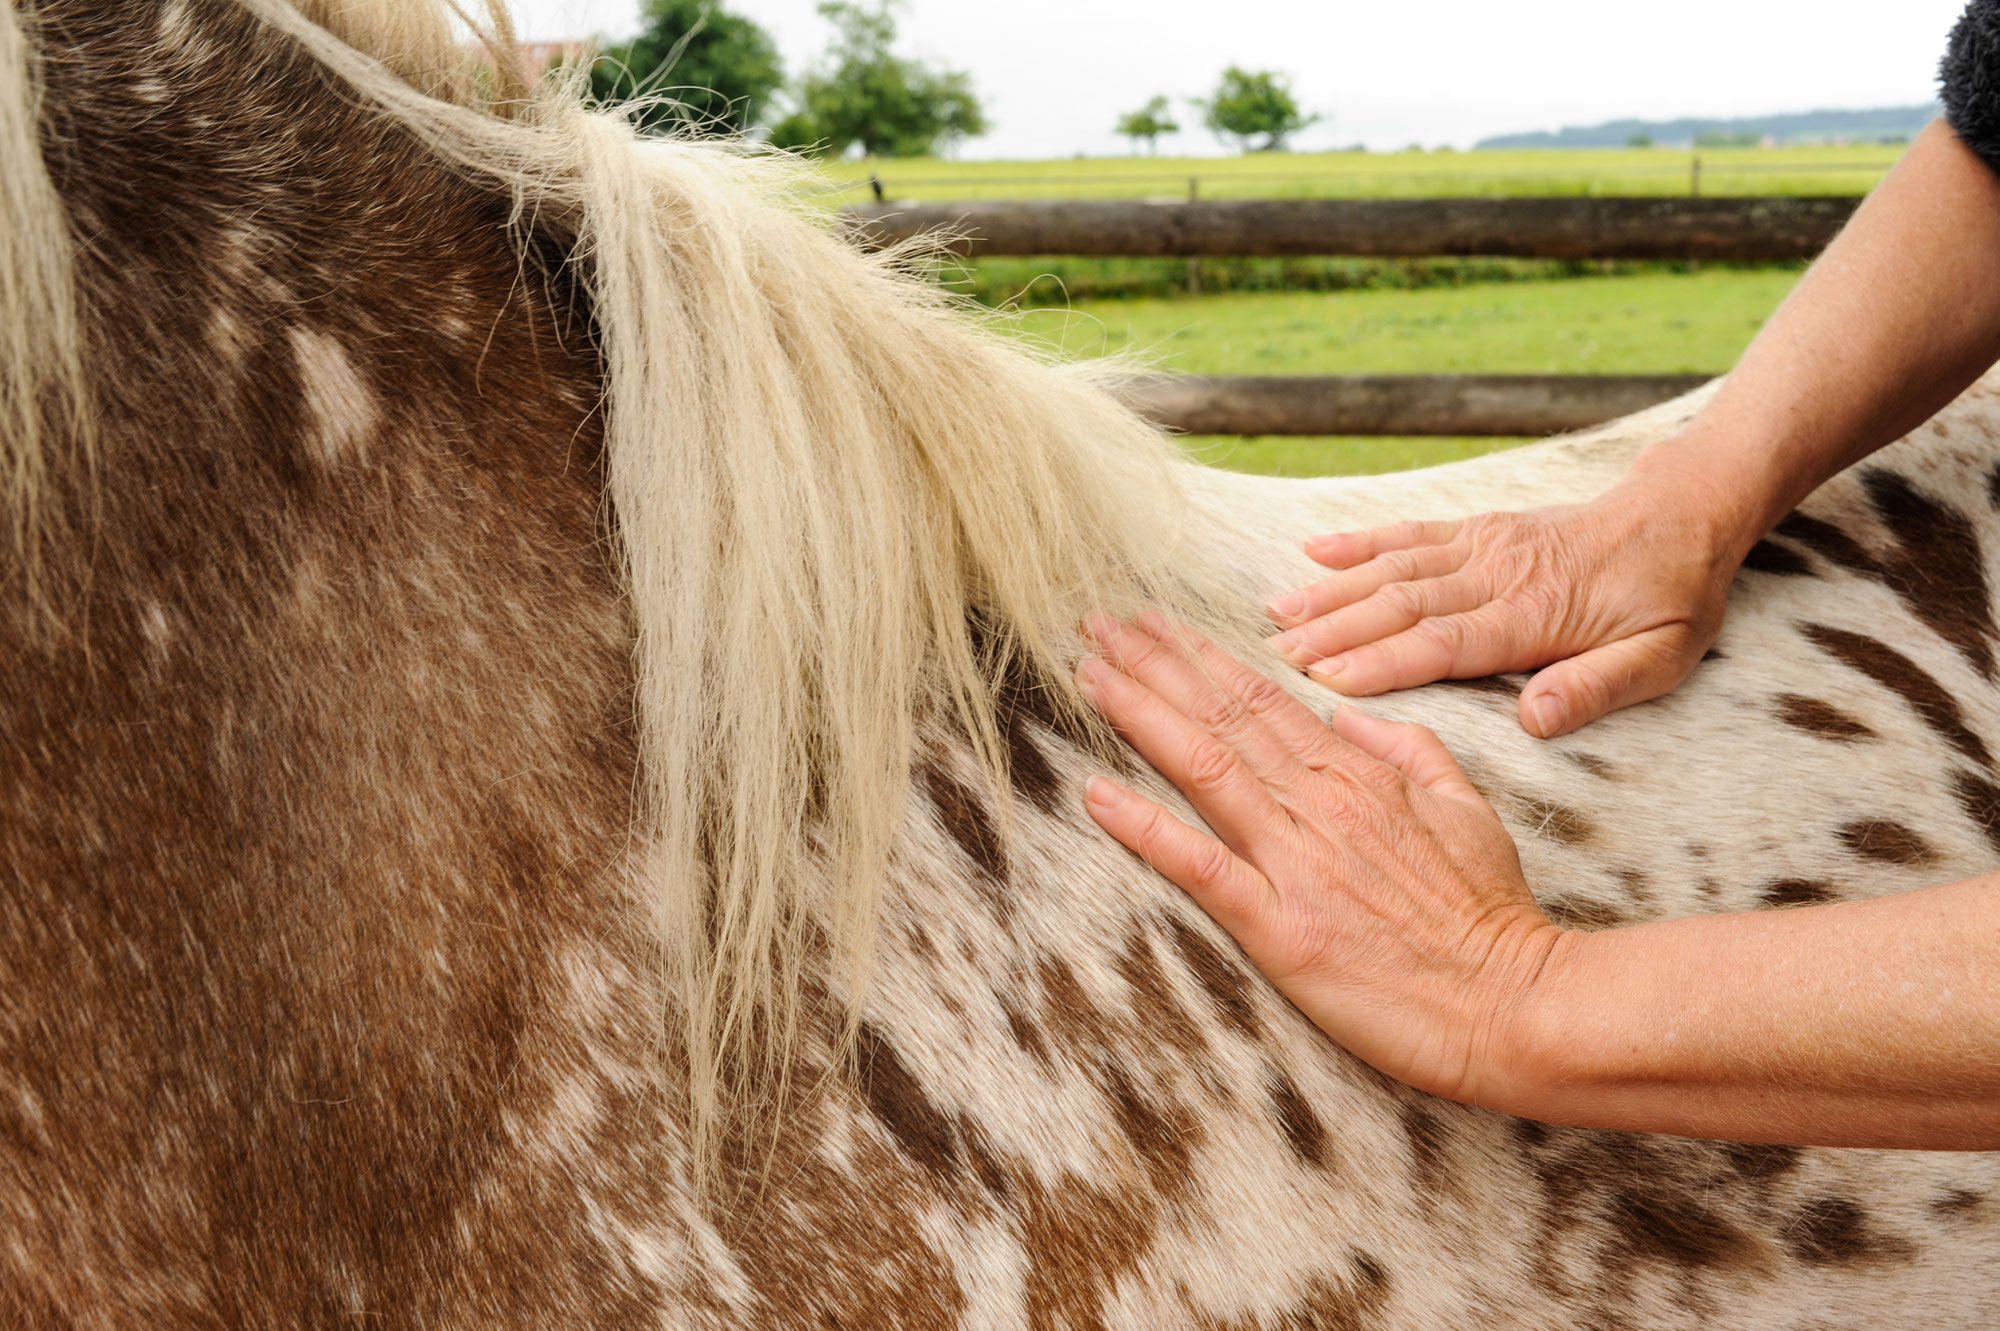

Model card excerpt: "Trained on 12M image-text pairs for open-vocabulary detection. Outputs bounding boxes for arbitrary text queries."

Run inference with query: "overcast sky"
[507,1,1971,157]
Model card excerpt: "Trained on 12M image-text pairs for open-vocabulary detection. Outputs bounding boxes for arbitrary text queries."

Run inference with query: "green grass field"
[813,143,1904,202]
[990,266,1804,475]
[798,144,1891,475]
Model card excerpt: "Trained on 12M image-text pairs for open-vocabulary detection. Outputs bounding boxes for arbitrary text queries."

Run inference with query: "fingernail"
[1528,693,1568,737]
[1076,657,1111,688]
[1082,613,1120,642]
[1266,630,1300,659]
[1086,776,1125,807]
[1307,655,1348,682]
[1266,592,1305,619]
[1304,533,1336,551]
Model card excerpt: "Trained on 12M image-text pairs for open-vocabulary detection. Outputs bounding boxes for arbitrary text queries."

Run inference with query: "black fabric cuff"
[1943,0,2000,177]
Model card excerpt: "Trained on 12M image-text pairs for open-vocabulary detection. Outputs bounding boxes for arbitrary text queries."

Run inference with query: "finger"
[1266,542,1466,630]
[1296,519,1462,574]
[1131,612,1349,771]
[1087,615,1312,786]
[1084,776,1278,940]
[1075,656,1295,856]
[1304,607,1523,697]
[1330,706,1481,803]
[1271,571,1487,668]
[1517,627,1697,738]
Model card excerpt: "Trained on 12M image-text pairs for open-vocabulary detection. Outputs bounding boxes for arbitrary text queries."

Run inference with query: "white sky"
[508,1,1971,158]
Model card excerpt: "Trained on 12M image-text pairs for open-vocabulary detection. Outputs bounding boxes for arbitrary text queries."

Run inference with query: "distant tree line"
[588,0,984,158]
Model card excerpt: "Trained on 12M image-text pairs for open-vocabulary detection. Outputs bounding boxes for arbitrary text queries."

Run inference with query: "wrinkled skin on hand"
[1077,614,1562,1109]
[1262,487,1741,738]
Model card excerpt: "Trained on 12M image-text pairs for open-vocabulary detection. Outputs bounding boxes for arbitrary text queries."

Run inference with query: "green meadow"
[799,145,1896,475]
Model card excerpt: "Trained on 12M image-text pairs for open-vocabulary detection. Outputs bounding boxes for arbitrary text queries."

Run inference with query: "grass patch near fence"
[1004,266,1802,374]
[988,266,1805,476]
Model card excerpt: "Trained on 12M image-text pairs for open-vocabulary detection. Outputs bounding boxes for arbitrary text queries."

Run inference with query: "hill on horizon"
[1476,103,1941,149]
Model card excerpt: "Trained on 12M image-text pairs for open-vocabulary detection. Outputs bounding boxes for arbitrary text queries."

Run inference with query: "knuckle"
[1409,614,1463,654]
[1376,548,1422,580]
[1182,737,1242,794]
[1185,838,1237,890]
[1235,671,1291,716]
[1376,580,1426,619]
[1185,688,1249,734]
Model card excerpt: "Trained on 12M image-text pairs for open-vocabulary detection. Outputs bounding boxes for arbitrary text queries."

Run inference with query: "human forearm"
[1618,119,2000,563]
[1495,874,2000,1150]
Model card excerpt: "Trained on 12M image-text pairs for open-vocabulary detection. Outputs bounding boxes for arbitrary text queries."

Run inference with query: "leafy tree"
[589,0,784,136]
[1197,67,1318,153]
[1626,131,1653,148]
[1115,95,1179,155]
[768,2,987,158]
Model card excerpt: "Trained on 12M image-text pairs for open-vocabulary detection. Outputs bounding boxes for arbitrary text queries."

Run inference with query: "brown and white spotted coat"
[4,3,1997,1327]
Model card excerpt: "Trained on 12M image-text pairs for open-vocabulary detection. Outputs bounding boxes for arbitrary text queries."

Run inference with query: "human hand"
[1076,613,1563,1109]
[1263,485,1741,738]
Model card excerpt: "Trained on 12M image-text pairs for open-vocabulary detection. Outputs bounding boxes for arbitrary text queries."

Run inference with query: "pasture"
[817,143,1905,202]
[994,265,1808,475]
[800,144,1893,475]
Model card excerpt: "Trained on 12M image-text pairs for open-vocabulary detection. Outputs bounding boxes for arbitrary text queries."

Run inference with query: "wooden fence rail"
[843,195,1859,260]
[1112,374,1714,437]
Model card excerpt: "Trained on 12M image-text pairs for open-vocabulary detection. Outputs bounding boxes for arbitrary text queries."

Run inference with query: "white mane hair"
[1,0,92,596]
[1,0,1257,1177]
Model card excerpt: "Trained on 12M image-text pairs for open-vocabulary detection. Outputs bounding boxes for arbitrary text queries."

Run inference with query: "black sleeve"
[1943,0,2000,176]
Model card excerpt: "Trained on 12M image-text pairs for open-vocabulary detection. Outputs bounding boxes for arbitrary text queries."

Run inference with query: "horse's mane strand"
[2,0,92,598]
[13,0,1242,1184]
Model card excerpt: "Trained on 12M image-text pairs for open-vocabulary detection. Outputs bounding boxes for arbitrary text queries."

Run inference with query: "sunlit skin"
[1079,121,2000,1149]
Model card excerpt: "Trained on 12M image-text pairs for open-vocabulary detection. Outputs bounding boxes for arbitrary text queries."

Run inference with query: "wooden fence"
[1112,374,1714,437]
[839,195,1855,435]
[842,196,1858,261]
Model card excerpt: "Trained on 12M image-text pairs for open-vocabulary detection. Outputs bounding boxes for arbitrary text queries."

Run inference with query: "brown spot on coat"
[1724,1142,1801,1180]
[1775,693,1876,742]
[1800,623,1993,766]
[1860,470,1997,679]
[1607,1189,1764,1269]
[1761,878,1839,909]
[854,1022,961,1181]
[1932,1188,1986,1219]
[1267,1067,1334,1172]
[1100,1062,1199,1196]
[1165,916,1263,1040]
[1400,1101,1452,1203]
[1782,1197,1915,1265]
[1114,927,1209,1059]
[1036,956,1120,1060]
[1519,799,1598,846]
[1001,999,1053,1067]
[1566,752,1616,779]
[1837,818,1935,866]
[1952,770,2000,857]
[918,755,1009,908]
[1741,539,1813,576]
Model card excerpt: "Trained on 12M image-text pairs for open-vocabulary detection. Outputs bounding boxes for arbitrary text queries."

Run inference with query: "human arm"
[1078,614,2000,1149]
[1269,117,2000,738]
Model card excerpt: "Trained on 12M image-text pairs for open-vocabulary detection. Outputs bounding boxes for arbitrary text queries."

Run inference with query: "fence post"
[1186,176,1201,294]
[1690,153,1701,197]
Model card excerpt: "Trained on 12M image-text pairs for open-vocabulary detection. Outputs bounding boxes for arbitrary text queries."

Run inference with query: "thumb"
[1518,627,1698,739]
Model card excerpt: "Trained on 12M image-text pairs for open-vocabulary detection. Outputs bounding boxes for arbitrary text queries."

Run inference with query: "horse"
[4,2,1997,1326]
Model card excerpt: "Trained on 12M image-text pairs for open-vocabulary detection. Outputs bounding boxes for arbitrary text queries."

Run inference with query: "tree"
[1115,96,1179,155]
[767,2,988,159]
[589,0,783,137]
[1197,67,1318,153]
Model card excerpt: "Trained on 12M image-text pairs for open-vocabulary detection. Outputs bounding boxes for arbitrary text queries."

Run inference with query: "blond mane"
[7,0,1244,1182]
